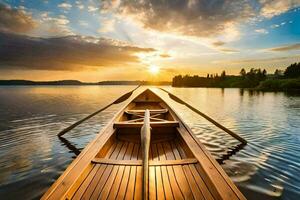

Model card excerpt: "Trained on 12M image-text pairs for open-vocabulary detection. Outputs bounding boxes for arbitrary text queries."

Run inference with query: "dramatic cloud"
[0,32,156,71]
[101,0,255,38]
[0,3,36,33]
[101,0,300,40]
[267,43,300,51]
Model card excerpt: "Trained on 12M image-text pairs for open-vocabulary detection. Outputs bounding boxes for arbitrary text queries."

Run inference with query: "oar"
[159,88,247,145]
[141,109,151,200]
[57,85,140,137]
[58,136,81,156]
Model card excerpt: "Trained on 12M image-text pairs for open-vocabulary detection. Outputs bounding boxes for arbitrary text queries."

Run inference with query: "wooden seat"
[92,158,198,166]
[125,108,168,115]
[113,121,179,128]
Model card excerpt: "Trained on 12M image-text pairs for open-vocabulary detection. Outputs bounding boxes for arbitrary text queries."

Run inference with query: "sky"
[0,0,300,81]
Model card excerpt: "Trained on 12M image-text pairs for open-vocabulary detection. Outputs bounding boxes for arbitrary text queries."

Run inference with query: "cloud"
[211,41,238,53]
[160,53,171,58]
[212,41,226,46]
[255,28,269,34]
[101,0,255,38]
[88,5,98,12]
[101,0,300,40]
[0,32,156,71]
[223,55,300,64]
[0,3,36,33]
[58,3,72,10]
[75,1,84,10]
[37,13,73,36]
[259,0,300,18]
[267,43,300,51]
[271,24,280,28]
[219,48,239,53]
[98,18,115,33]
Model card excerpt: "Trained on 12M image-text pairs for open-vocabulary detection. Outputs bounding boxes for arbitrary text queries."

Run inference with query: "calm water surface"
[0,86,299,199]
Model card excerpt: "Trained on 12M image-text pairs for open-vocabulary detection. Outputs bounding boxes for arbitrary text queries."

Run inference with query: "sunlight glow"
[149,65,160,74]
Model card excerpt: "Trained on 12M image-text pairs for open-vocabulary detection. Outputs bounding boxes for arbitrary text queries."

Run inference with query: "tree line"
[172,62,300,89]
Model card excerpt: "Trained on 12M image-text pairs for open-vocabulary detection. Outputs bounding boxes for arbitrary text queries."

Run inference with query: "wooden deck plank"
[174,131,213,200]
[97,166,120,200]
[71,165,99,200]
[115,142,135,199]
[170,142,182,160]
[107,165,125,200]
[149,145,157,200]
[189,164,215,200]
[134,142,143,200]
[177,128,240,200]
[182,165,205,200]
[174,140,188,159]
[171,141,205,200]
[124,166,136,200]
[125,143,139,200]
[175,137,194,158]
[116,166,131,200]
[164,142,193,200]
[78,142,120,199]
[98,141,129,200]
[81,165,108,199]
[107,142,130,199]
[151,144,165,200]
[171,166,194,200]
[71,141,119,199]
[157,143,183,199]
[134,166,143,200]
[116,142,129,160]
[85,141,124,199]
[149,166,156,200]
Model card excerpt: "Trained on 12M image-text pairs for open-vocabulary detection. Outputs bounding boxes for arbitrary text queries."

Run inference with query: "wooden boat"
[42,88,246,200]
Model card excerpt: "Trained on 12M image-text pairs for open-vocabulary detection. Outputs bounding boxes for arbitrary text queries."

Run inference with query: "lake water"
[0,86,299,200]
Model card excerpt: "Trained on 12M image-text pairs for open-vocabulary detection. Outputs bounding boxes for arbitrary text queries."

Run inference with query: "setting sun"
[149,65,160,74]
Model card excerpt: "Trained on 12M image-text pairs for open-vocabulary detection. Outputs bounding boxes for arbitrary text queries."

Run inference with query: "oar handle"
[57,85,140,137]
[159,88,247,145]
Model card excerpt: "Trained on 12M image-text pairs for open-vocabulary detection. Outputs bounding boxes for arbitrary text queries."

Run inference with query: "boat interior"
[69,89,217,200]
[43,89,245,200]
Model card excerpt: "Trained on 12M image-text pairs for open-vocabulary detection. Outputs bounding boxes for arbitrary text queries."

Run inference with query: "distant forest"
[0,80,171,86]
[172,62,300,90]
